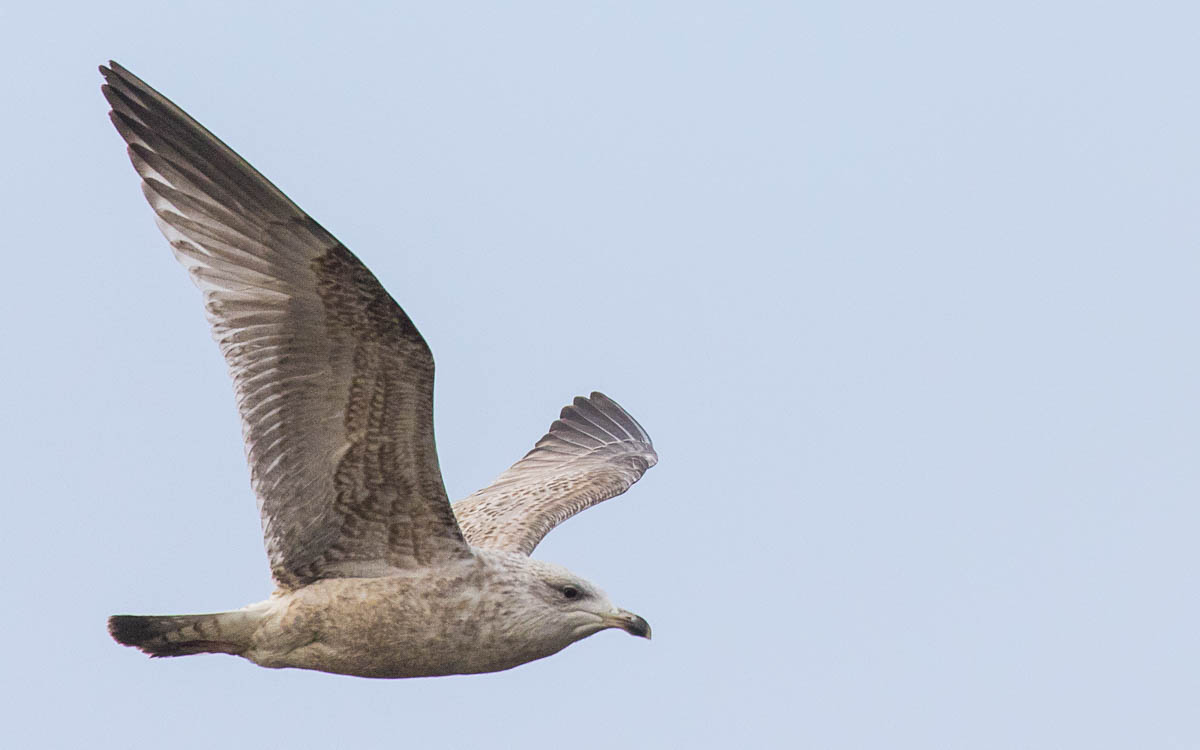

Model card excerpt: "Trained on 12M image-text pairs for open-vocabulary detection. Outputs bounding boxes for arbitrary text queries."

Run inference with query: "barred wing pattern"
[453,393,657,555]
[101,62,470,587]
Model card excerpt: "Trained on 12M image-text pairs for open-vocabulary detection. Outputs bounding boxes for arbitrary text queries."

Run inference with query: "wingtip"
[99,61,147,95]
[99,60,123,81]
[588,391,618,411]
[583,391,654,447]
[570,391,614,413]
[99,63,123,102]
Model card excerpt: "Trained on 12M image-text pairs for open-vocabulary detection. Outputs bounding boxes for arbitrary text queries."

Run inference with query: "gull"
[101,61,657,678]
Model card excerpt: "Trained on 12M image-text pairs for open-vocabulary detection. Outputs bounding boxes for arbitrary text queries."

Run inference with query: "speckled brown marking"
[453,392,657,555]
[301,242,470,582]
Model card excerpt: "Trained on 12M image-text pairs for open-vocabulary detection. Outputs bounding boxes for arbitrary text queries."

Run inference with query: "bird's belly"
[264,634,549,679]
[245,576,564,679]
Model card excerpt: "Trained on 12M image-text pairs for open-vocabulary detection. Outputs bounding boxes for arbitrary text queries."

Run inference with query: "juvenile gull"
[101,62,657,678]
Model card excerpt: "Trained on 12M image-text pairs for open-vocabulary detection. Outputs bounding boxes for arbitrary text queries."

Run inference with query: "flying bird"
[101,61,657,678]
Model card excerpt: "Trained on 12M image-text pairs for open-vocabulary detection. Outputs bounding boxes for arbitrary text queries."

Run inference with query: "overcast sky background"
[2,2,1198,748]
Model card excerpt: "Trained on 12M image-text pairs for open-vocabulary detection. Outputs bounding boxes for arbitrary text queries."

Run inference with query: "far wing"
[453,393,657,555]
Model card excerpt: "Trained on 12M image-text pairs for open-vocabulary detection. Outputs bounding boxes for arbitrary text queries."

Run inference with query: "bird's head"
[489,554,651,653]
[532,560,651,641]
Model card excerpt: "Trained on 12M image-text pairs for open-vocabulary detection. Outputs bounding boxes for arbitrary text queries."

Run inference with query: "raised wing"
[453,393,656,555]
[100,62,471,588]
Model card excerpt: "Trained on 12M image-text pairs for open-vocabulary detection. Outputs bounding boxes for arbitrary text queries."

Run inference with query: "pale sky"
[3,2,1199,748]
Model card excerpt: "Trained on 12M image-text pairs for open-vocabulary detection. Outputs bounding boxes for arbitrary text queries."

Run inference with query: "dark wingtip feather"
[99,62,126,86]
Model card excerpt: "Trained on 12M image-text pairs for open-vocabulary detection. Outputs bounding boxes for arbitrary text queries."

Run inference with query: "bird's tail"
[108,609,260,658]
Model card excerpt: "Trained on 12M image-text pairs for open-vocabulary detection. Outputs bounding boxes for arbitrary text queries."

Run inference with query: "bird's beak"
[606,609,652,639]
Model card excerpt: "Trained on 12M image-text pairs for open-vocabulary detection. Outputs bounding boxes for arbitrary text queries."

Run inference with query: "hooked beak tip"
[613,610,652,639]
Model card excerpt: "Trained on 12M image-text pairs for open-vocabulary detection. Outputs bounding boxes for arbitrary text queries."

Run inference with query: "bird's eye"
[562,585,580,600]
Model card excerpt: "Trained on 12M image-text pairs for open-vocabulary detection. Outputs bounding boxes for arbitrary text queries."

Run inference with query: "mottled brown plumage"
[101,61,656,678]
[454,393,657,555]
